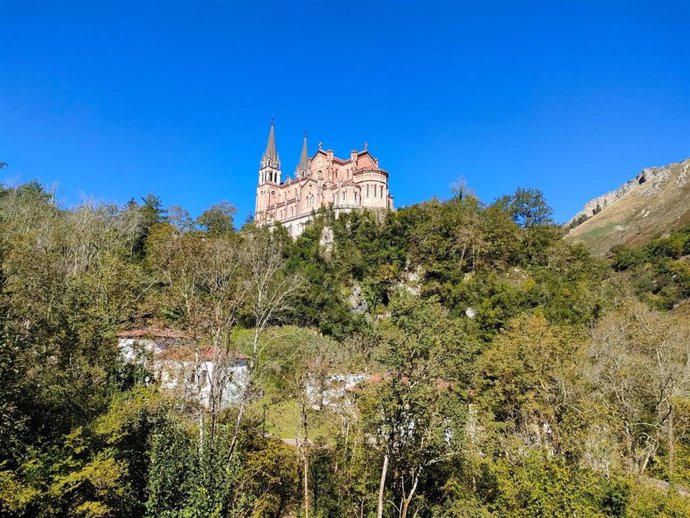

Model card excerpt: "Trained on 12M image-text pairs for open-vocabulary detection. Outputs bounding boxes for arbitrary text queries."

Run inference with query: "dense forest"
[1,180,690,517]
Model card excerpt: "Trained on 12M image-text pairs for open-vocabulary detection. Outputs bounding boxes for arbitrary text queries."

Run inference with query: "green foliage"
[476,313,584,440]
[566,212,591,231]
[626,482,690,517]
[2,179,690,517]
[197,201,237,235]
[496,187,554,228]
[611,225,690,308]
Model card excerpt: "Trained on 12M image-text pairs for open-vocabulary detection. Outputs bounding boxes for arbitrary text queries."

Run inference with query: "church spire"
[261,118,280,169]
[259,118,281,185]
[294,132,309,178]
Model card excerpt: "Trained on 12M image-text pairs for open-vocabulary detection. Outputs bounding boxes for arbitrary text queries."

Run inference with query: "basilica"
[254,121,393,236]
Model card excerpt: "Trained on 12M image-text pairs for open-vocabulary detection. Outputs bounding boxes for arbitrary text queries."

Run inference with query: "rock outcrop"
[565,158,690,256]
[348,283,369,315]
[319,226,334,258]
[567,164,677,227]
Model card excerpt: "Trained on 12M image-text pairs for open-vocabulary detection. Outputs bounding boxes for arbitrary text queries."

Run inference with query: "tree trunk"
[669,404,675,479]
[303,450,310,518]
[228,328,259,460]
[399,473,420,518]
[227,398,246,460]
[196,348,204,455]
[337,419,350,474]
[377,452,389,518]
[198,411,204,455]
[299,400,310,518]
[400,498,410,518]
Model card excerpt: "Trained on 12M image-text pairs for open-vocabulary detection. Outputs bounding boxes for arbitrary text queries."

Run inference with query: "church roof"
[309,147,376,166]
[261,119,280,167]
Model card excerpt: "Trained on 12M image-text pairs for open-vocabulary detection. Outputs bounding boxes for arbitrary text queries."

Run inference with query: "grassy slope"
[565,159,690,256]
[253,399,342,443]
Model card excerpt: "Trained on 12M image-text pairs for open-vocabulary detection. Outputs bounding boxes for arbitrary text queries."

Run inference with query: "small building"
[116,328,249,408]
[307,373,369,410]
[116,328,192,364]
[154,345,249,408]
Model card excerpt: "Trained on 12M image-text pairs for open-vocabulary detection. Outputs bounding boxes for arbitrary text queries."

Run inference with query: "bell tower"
[258,119,281,185]
[255,119,281,219]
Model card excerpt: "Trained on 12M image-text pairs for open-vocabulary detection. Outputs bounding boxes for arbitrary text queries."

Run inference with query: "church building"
[254,121,393,236]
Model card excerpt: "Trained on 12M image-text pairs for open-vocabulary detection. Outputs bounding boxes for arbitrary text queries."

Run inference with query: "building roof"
[348,372,455,392]
[305,148,382,170]
[116,328,192,339]
[155,345,249,362]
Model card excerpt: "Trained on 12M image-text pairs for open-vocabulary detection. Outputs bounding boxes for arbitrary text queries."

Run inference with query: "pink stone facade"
[254,122,393,236]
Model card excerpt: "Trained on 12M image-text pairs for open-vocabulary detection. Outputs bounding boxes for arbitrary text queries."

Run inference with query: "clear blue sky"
[1,1,689,223]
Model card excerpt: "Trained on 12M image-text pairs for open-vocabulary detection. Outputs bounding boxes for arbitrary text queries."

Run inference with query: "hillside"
[2,181,690,517]
[565,157,690,255]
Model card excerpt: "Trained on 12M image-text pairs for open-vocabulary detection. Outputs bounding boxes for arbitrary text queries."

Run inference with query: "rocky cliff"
[565,158,690,256]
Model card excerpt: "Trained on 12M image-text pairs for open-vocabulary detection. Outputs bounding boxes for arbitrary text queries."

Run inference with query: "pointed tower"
[256,119,282,221]
[259,119,281,185]
[294,133,310,179]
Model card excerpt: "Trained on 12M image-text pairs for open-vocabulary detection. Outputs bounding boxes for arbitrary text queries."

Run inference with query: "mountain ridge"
[565,157,690,255]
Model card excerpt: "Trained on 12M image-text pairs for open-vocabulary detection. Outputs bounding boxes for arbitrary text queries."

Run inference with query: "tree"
[264,328,341,518]
[197,201,237,236]
[147,228,245,451]
[167,205,195,233]
[364,294,473,518]
[476,313,586,457]
[224,228,302,461]
[498,187,554,228]
[140,194,166,226]
[588,300,690,478]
